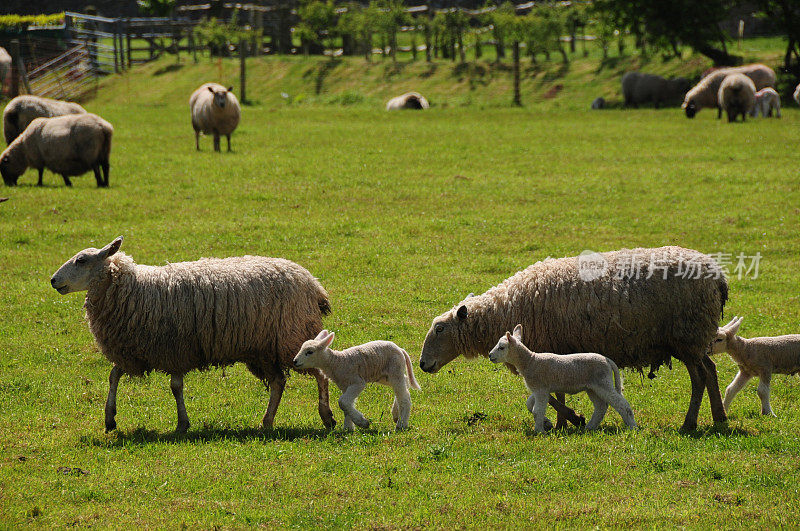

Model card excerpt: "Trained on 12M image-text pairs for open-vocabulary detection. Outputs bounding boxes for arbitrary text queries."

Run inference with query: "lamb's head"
[488,324,523,363]
[0,144,27,186]
[208,85,234,108]
[293,330,334,370]
[420,295,475,373]
[711,316,743,354]
[50,236,123,294]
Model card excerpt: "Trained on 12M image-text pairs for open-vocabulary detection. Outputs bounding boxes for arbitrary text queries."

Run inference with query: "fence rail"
[27,43,96,100]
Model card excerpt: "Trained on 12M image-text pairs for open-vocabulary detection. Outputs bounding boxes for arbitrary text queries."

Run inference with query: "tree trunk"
[696,44,741,67]
[457,28,465,63]
[512,40,521,106]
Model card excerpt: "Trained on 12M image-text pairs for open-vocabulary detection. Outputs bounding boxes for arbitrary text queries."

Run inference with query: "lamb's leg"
[584,390,608,431]
[262,373,286,429]
[311,369,336,429]
[723,370,751,413]
[757,373,775,416]
[596,387,637,429]
[339,383,369,429]
[170,373,190,434]
[391,397,399,423]
[343,414,355,431]
[681,360,707,432]
[702,355,727,424]
[527,394,553,431]
[37,168,43,186]
[532,391,551,433]
[549,394,585,428]
[391,379,412,431]
[104,365,123,432]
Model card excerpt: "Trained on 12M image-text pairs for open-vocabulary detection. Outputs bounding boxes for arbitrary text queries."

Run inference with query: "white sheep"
[712,316,800,416]
[0,47,10,93]
[750,87,781,118]
[793,83,800,106]
[386,92,429,110]
[189,83,241,152]
[683,63,774,118]
[718,73,756,123]
[3,94,87,145]
[488,324,636,433]
[293,330,421,431]
[0,113,112,187]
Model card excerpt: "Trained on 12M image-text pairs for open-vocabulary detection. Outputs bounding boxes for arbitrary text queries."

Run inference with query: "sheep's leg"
[92,165,103,187]
[584,390,608,431]
[311,369,336,429]
[681,360,707,432]
[62,174,72,187]
[226,134,231,152]
[101,160,110,187]
[757,373,775,416]
[37,168,44,186]
[195,130,200,151]
[723,370,752,413]
[595,387,637,429]
[391,379,412,431]
[391,397,399,423]
[702,355,727,424]
[549,394,584,428]
[170,373,190,434]
[532,391,550,434]
[262,374,286,429]
[339,383,370,429]
[526,394,554,431]
[213,133,220,152]
[343,414,355,431]
[104,365,123,432]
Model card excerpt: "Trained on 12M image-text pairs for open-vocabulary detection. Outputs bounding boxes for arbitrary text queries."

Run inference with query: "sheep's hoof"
[105,420,116,433]
[543,418,554,432]
[175,422,190,434]
[678,422,698,434]
[355,418,371,429]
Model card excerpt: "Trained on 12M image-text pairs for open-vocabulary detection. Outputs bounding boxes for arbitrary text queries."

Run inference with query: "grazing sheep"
[591,97,606,110]
[793,83,800,105]
[750,87,781,118]
[489,324,636,433]
[718,73,756,123]
[386,92,429,110]
[50,236,336,433]
[189,83,241,152]
[621,72,690,108]
[0,113,112,187]
[712,316,800,416]
[683,63,775,118]
[3,95,87,145]
[0,47,10,92]
[420,246,729,432]
[293,330,420,431]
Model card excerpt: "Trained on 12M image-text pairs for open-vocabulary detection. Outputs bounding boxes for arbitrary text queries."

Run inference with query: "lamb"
[0,47,10,93]
[419,246,729,432]
[711,316,800,416]
[49,236,336,433]
[750,87,781,118]
[3,94,87,145]
[293,330,421,431]
[621,71,690,108]
[793,83,800,105]
[718,73,756,123]
[683,63,775,118]
[190,83,241,152]
[386,92,429,110]
[489,325,636,433]
[0,113,112,187]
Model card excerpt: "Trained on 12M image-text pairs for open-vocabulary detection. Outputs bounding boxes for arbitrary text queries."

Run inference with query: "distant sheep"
[683,63,775,118]
[489,324,636,433]
[3,95,87,145]
[293,330,420,431]
[718,73,756,123]
[712,317,800,416]
[0,113,112,187]
[386,92,429,110]
[750,87,781,118]
[50,237,336,433]
[420,246,729,432]
[621,72,689,108]
[0,47,10,92]
[793,83,800,105]
[591,97,606,110]
[190,83,241,152]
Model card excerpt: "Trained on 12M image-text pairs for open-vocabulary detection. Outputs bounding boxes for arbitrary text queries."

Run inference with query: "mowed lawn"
[1,84,800,527]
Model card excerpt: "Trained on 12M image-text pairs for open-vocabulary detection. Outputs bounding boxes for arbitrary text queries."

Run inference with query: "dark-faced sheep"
[190,83,241,152]
[683,63,775,118]
[0,113,112,187]
[50,237,336,433]
[621,72,690,108]
[718,73,756,123]
[419,246,729,432]
[386,92,430,110]
[3,95,87,145]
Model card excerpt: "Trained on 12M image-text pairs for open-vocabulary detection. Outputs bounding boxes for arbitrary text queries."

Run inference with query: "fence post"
[126,22,132,68]
[113,20,120,73]
[9,40,20,97]
[512,40,521,106]
[239,38,247,104]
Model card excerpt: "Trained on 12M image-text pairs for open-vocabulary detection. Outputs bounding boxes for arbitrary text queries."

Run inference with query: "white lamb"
[712,316,800,416]
[488,324,637,433]
[293,330,421,431]
[750,88,781,118]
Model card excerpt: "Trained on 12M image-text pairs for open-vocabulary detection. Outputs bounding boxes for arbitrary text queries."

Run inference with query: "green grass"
[3,46,800,527]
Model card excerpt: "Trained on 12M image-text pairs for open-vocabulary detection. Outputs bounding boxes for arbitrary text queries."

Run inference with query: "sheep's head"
[0,148,27,186]
[50,237,123,294]
[420,297,474,373]
[208,85,234,108]
[683,98,698,118]
[293,330,334,370]
[711,316,743,354]
[489,324,523,363]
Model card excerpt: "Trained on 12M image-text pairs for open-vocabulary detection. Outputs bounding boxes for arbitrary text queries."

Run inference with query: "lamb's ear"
[322,332,335,348]
[720,316,738,332]
[456,305,468,320]
[512,324,523,340]
[729,316,744,335]
[100,236,123,258]
[505,331,511,341]
[314,330,327,340]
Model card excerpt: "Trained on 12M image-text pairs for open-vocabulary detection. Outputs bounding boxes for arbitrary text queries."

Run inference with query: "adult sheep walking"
[190,83,240,152]
[50,237,337,433]
[3,95,87,145]
[718,73,756,123]
[419,246,729,432]
[621,72,689,108]
[682,63,774,118]
[0,113,112,187]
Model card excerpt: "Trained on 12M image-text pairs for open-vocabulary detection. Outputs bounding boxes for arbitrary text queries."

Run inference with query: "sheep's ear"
[314,330,327,340]
[322,332,335,348]
[721,317,738,332]
[505,331,511,341]
[512,324,523,340]
[207,86,215,93]
[100,236,123,258]
[227,86,233,92]
[456,305,468,320]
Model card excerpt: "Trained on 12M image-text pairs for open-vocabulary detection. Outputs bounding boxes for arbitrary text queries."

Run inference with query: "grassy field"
[2,48,800,527]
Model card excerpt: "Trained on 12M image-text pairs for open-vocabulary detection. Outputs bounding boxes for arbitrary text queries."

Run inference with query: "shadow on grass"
[152,63,184,76]
[671,423,754,438]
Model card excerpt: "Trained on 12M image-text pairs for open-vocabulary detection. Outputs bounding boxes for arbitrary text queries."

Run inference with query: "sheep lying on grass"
[489,325,636,433]
[293,330,421,431]
[386,92,429,110]
[712,316,800,416]
[3,95,87,145]
[718,74,756,123]
[50,236,336,433]
[751,88,781,118]
[190,83,241,152]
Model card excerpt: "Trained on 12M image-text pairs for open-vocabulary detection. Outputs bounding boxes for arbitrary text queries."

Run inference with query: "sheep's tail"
[608,358,623,393]
[101,126,113,162]
[403,349,421,391]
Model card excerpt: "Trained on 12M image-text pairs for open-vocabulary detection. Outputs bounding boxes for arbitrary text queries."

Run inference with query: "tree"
[296,0,336,56]
[752,0,800,73]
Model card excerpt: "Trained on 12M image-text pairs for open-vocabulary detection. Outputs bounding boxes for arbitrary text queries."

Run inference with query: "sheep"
[793,83,800,105]
[49,236,336,433]
[590,97,606,110]
[621,71,690,108]
[489,324,636,433]
[683,63,775,118]
[386,92,429,110]
[419,246,729,432]
[718,73,756,123]
[189,83,241,152]
[0,47,10,93]
[750,87,781,118]
[711,316,800,416]
[293,330,421,431]
[3,95,87,145]
[0,113,112,187]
